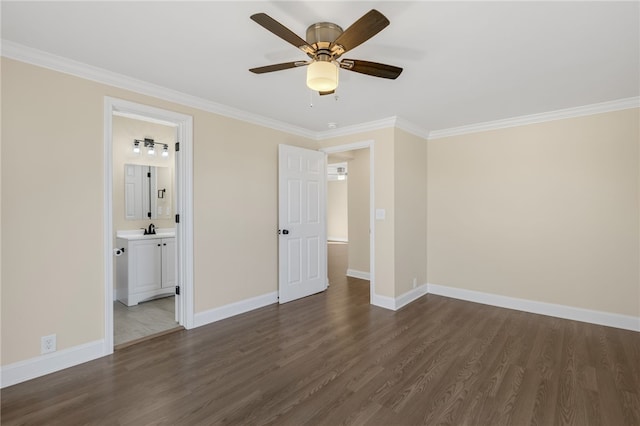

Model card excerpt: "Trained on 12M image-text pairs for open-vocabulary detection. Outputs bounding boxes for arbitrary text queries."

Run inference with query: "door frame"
[103,97,194,353]
[320,140,375,305]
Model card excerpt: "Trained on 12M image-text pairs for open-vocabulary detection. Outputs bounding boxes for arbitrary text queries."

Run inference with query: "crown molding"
[3,40,635,143]
[315,116,397,140]
[315,115,429,141]
[428,97,640,140]
[1,40,317,140]
[395,117,430,139]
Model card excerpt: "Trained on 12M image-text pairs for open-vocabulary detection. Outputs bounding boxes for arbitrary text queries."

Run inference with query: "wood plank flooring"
[2,243,639,425]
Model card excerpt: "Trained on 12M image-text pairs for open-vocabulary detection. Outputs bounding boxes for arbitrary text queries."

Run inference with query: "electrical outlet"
[41,334,56,354]
[413,278,417,288]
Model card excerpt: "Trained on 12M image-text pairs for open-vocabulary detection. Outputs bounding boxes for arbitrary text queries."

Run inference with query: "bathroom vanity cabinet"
[116,234,176,306]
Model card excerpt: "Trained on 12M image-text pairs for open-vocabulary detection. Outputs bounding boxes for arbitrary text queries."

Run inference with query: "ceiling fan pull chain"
[309,89,314,108]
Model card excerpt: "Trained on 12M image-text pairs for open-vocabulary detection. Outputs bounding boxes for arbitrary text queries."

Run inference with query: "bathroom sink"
[116,229,175,240]
[154,232,175,238]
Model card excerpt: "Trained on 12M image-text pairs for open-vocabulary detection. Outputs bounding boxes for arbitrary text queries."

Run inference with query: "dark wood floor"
[2,243,639,425]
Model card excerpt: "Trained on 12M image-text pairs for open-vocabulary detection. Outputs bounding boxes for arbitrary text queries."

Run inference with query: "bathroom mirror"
[124,164,172,220]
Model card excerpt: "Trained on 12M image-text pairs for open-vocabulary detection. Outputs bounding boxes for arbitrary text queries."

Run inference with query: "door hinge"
[175,285,181,295]
[147,171,151,178]
[175,214,180,223]
[175,142,180,152]
[147,212,152,219]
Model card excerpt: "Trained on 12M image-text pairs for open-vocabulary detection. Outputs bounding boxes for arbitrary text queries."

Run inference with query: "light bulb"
[307,61,338,92]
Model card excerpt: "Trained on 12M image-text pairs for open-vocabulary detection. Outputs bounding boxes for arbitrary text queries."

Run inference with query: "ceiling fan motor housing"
[306,22,344,60]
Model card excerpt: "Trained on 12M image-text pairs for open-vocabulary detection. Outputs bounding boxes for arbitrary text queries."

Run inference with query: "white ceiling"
[2,1,638,135]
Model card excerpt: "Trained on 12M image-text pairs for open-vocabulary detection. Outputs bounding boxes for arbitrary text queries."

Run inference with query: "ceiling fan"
[249,9,403,95]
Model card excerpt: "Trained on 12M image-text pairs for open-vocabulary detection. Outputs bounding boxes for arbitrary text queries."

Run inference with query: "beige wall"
[1,58,315,365]
[327,180,348,241]
[2,60,105,364]
[347,148,370,274]
[394,129,428,296]
[427,109,640,317]
[0,57,429,366]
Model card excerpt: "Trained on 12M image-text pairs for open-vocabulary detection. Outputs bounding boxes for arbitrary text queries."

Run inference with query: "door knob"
[279,229,289,235]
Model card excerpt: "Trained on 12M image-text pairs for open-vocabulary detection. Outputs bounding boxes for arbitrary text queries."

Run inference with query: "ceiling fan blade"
[339,59,403,79]
[251,13,315,55]
[319,90,335,96]
[331,10,389,54]
[249,61,308,74]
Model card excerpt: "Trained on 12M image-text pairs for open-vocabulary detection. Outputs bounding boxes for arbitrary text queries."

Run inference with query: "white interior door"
[278,144,327,304]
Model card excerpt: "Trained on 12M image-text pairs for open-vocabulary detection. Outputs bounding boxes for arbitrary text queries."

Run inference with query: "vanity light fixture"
[133,138,169,158]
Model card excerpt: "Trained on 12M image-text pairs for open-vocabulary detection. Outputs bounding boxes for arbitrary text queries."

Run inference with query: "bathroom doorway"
[112,114,179,347]
[104,97,194,353]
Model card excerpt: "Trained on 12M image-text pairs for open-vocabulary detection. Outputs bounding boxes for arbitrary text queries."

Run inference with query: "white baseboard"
[371,293,396,310]
[427,283,640,332]
[1,339,106,388]
[346,269,370,280]
[396,284,430,310]
[193,291,278,328]
[371,284,429,311]
[327,237,348,243]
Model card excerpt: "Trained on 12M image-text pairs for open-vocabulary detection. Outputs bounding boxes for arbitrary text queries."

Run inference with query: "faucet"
[142,224,156,235]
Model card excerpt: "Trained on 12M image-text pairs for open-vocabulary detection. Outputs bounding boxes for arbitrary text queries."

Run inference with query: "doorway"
[112,114,179,347]
[103,97,194,354]
[321,141,375,303]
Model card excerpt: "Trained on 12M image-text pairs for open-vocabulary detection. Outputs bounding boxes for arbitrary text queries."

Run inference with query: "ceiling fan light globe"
[306,61,338,92]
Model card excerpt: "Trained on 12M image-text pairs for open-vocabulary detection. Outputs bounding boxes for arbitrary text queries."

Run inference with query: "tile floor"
[113,296,178,346]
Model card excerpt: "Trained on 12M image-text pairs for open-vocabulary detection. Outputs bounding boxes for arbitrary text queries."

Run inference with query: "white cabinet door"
[161,237,176,289]
[131,239,162,293]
